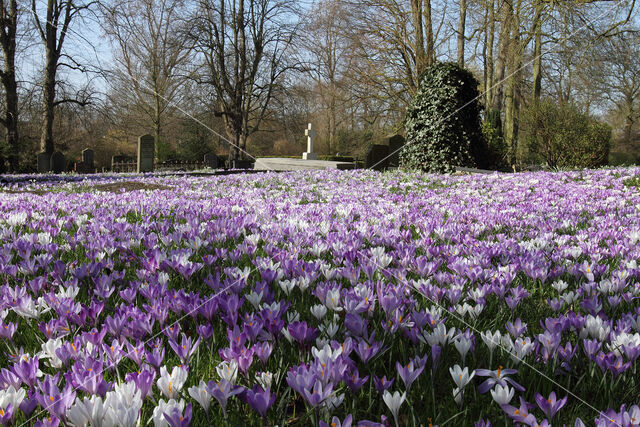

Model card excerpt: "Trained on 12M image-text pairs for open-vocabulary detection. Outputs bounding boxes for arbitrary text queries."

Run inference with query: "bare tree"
[101,0,193,160]
[31,0,95,157]
[303,0,357,154]
[0,0,18,171]
[188,0,298,161]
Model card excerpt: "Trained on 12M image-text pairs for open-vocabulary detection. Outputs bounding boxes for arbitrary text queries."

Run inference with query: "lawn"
[0,168,638,426]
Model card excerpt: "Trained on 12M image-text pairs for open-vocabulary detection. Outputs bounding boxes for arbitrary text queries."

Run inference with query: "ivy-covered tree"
[401,62,488,173]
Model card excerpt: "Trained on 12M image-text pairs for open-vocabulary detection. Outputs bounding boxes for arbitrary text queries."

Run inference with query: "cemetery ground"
[0,168,639,426]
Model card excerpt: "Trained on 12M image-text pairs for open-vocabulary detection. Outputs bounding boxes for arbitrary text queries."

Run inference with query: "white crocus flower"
[66,396,109,427]
[481,330,502,355]
[188,380,211,413]
[279,279,296,296]
[39,338,64,369]
[490,384,514,405]
[152,399,185,427]
[311,343,342,364]
[255,372,273,390]
[324,289,343,312]
[449,365,475,389]
[245,291,263,310]
[454,336,472,361]
[157,366,188,399]
[552,280,569,293]
[216,360,238,385]
[452,387,463,406]
[383,390,406,427]
[102,382,142,427]
[0,386,25,412]
[310,304,327,321]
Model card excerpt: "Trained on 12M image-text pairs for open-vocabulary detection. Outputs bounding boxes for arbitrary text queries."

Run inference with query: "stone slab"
[37,152,51,173]
[254,158,355,171]
[137,134,155,173]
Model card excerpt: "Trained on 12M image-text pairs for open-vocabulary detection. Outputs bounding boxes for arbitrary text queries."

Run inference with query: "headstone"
[37,152,51,173]
[302,123,318,160]
[365,144,390,171]
[50,151,65,174]
[137,134,154,173]
[82,148,94,170]
[203,152,218,169]
[387,135,405,168]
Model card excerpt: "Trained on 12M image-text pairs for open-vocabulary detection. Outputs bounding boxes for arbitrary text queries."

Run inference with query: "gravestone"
[302,123,318,160]
[387,135,405,168]
[50,151,65,174]
[82,148,94,170]
[365,145,390,170]
[203,153,218,169]
[37,152,51,173]
[137,134,155,173]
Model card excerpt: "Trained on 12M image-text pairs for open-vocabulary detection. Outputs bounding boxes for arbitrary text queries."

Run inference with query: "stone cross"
[302,123,318,160]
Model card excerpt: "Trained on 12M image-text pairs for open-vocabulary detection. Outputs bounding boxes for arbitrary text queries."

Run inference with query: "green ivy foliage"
[401,62,488,173]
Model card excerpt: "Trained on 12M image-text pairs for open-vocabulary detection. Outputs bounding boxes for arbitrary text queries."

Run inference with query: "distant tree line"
[0,0,637,171]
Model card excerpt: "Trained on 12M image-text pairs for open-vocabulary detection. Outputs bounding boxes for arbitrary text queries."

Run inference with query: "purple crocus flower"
[0,322,17,340]
[476,366,525,393]
[0,368,22,390]
[354,337,383,363]
[164,402,192,427]
[320,414,353,427]
[20,389,38,417]
[500,396,538,425]
[35,375,75,421]
[197,323,214,341]
[69,357,110,396]
[302,380,333,407]
[396,360,425,391]
[534,391,568,421]
[245,385,276,418]
[12,355,39,388]
[253,341,273,364]
[34,416,60,427]
[0,404,13,425]
[344,368,369,392]
[126,369,156,399]
[372,374,394,395]
[168,333,201,365]
[288,321,318,345]
[208,378,243,415]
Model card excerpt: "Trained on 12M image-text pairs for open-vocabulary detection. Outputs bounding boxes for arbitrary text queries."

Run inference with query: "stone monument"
[137,134,155,173]
[50,151,65,174]
[82,148,94,170]
[365,145,390,171]
[37,152,51,173]
[387,135,405,168]
[204,152,218,169]
[302,123,318,160]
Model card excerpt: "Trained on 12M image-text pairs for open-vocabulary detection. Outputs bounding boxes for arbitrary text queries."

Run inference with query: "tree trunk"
[457,0,467,67]
[503,0,521,168]
[4,76,18,170]
[40,57,56,155]
[411,0,427,77]
[485,0,495,108]
[0,0,18,171]
[423,0,434,67]
[532,2,543,102]
[492,0,513,112]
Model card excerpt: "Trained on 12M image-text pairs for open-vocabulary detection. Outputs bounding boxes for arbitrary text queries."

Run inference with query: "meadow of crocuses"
[0,168,638,427]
